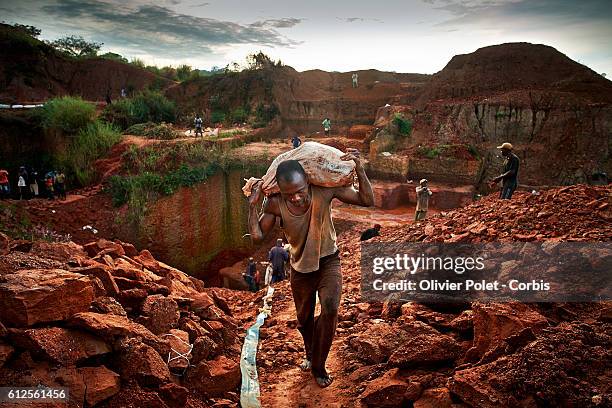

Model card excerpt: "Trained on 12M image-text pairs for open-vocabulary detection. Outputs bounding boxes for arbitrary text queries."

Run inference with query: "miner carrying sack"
[243,142,374,387]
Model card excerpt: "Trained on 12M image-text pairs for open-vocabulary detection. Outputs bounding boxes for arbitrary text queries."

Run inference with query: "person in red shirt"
[0,169,9,199]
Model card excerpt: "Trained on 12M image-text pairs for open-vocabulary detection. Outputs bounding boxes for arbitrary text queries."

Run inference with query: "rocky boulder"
[67,312,168,356]
[186,355,240,397]
[0,269,95,327]
[140,294,180,334]
[465,302,548,362]
[116,338,171,387]
[359,368,418,407]
[8,327,111,365]
[54,365,120,406]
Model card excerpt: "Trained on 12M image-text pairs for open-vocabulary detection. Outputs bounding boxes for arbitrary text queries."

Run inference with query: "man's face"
[501,148,511,157]
[278,173,310,209]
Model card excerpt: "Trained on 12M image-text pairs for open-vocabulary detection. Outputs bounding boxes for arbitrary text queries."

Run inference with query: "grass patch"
[392,114,413,136]
[417,146,443,159]
[33,96,121,186]
[211,110,226,124]
[125,122,179,139]
[416,143,481,160]
[58,121,122,185]
[38,96,95,134]
[102,91,176,130]
[230,106,249,123]
[107,145,268,231]
[110,142,268,203]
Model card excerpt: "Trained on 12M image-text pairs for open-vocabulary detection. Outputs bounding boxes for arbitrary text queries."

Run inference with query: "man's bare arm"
[248,184,279,244]
[334,148,374,207]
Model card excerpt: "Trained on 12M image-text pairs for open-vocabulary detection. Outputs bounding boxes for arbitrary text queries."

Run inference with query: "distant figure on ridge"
[194,114,203,137]
[352,72,358,88]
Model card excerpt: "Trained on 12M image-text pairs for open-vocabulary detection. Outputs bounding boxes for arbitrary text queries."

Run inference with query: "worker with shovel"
[491,142,520,199]
[247,148,374,388]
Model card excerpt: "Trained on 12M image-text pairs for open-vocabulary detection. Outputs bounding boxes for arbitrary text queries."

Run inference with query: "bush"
[126,122,178,139]
[417,146,442,159]
[468,144,479,158]
[211,110,226,124]
[393,114,412,136]
[102,91,176,130]
[101,98,133,129]
[39,96,95,134]
[230,107,248,123]
[59,121,121,185]
[131,91,176,123]
[252,103,279,128]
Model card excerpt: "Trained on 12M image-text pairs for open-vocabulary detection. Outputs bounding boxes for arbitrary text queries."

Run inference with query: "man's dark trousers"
[290,252,341,377]
[500,182,517,199]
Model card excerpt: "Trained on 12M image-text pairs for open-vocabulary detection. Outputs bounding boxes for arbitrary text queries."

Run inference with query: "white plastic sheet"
[240,285,275,408]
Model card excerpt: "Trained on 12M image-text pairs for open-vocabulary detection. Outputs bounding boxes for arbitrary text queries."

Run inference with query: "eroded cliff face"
[165,66,430,133]
[124,169,258,281]
[415,94,612,185]
[0,24,173,103]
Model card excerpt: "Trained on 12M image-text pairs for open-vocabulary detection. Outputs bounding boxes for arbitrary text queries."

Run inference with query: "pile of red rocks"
[384,184,611,243]
[346,300,610,407]
[0,238,243,407]
[338,184,611,407]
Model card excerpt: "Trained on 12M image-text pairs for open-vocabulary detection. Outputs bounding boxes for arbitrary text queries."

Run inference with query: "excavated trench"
[132,163,476,288]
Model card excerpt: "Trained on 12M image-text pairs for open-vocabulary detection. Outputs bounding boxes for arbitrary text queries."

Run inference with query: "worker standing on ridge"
[322,117,331,136]
[247,148,374,388]
[194,114,203,137]
[414,179,432,221]
[352,72,358,88]
[269,238,289,282]
[491,142,520,199]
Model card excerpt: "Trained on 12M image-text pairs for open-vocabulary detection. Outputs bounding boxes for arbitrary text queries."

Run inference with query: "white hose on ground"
[240,285,275,408]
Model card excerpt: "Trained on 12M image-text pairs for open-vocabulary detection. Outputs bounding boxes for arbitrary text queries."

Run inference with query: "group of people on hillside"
[0,167,66,200]
[242,238,290,292]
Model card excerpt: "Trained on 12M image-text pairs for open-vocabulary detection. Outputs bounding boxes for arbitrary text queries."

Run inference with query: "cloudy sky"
[1,0,611,75]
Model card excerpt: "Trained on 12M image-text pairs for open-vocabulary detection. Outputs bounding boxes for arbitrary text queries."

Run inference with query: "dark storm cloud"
[249,18,303,29]
[33,0,299,58]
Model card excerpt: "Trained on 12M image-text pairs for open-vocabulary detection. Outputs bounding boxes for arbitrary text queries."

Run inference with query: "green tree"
[51,35,103,57]
[100,52,128,63]
[130,58,145,68]
[246,51,276,70]
[160,66,178,81]
[176,64,193,81]
[9,23,41,37]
